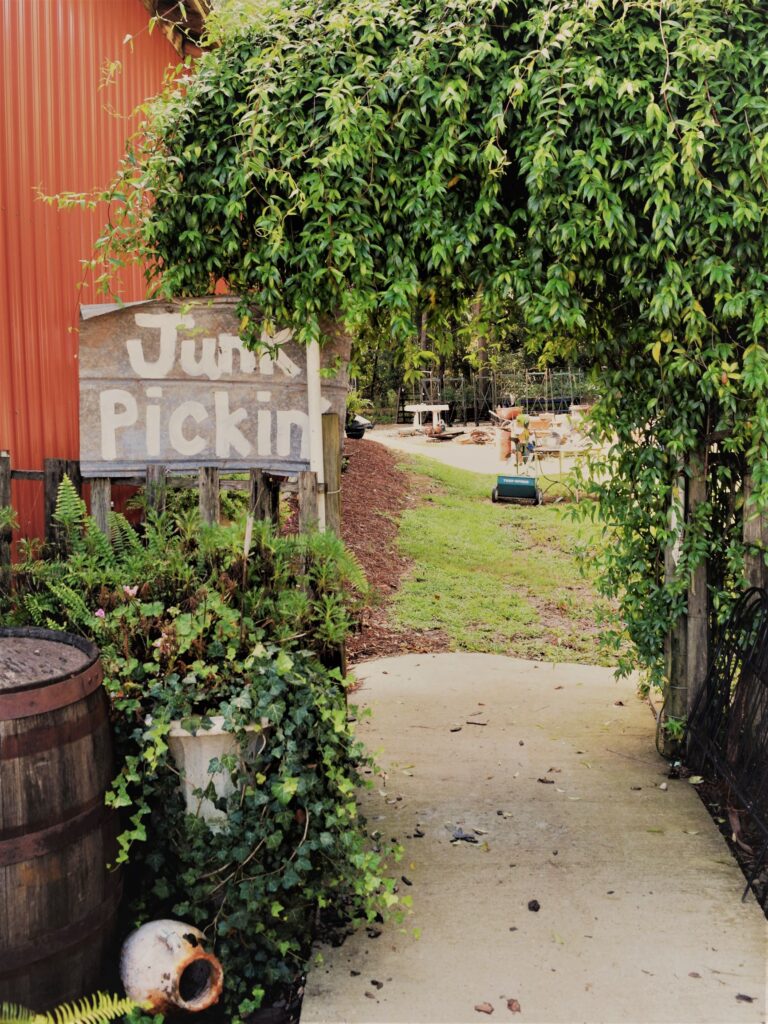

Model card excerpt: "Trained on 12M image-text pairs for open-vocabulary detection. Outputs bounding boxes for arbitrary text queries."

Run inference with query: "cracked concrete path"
[302,654,767,1024]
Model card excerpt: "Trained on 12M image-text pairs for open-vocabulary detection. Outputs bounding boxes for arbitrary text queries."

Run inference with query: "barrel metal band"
[0,695,108,760]
[0,874,122,975]
[0,795,108,863]
[0,661,103,720]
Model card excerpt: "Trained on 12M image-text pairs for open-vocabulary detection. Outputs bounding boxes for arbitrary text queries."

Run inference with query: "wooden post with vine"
[662,472,687,754]
[742,474,768,589]
[322,412,342,536]
[685,450,709,716]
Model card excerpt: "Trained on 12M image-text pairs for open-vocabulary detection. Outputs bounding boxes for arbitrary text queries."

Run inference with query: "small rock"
[659,782,668,791]
[528,899,541,912]
[474,1002,494,1015]
[364,991,376,1000]
[736,994,755,1003]
[371,979,384,990]
[350,970,361,977]
[507,998,522,1013]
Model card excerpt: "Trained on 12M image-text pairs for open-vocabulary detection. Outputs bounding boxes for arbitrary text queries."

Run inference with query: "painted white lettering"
[168,401,208,456]
[145,386,163,457]
[100,389,138,460]
[126,313,194,379]
[256,391,272,457]
[276,410,309,460]
[219,334,256,374]
[179,336,223,380]
[257,329,301,378]
[214,392,251,458]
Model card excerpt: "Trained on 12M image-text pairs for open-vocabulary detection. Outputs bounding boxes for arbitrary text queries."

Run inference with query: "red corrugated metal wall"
[0,0,174,541]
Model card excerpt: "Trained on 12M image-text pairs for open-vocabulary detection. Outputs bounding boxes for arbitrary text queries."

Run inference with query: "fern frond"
[0,992,141,1024]
[0,505,19,533]
[107,513,142,561]
[53,476,87,531]
[0,1003,34,1023]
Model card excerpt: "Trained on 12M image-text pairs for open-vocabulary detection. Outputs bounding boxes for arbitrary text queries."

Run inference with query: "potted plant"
[345,389,373,439]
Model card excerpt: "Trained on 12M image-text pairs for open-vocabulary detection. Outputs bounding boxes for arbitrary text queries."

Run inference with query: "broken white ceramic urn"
[120,919,224,1014]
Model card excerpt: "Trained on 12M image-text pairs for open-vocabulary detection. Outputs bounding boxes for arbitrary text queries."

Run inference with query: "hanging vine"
[56,0,768,687]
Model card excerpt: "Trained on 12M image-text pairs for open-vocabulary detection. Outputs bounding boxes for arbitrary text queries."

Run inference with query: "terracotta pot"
[121,920,223,1014]
[497,428,512,460]
[496,406,521,421]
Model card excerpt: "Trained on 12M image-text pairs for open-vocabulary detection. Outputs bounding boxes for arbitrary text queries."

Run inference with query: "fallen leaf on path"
[736,994,755,1003]
[474,1003,494,1015]
[614,700,625,706]
[365,992,376,1000]
[547,767,562,773]
[450,827,479,844]
[507,999,522,1013]
[688,775,704,785]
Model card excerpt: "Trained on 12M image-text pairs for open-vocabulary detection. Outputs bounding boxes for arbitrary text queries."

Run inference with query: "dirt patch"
[340,439,451,663]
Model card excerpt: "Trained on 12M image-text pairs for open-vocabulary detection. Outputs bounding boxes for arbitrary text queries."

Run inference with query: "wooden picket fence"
[0,413,342,570]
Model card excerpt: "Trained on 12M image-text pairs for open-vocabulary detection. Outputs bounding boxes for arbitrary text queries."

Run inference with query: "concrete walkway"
[303,654,767,1024]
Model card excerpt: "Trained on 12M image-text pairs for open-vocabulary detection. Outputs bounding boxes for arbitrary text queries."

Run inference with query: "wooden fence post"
[322,412,342,535]
[742,474,768,589]
[146,465,167,514]
[90,479,112,538]
[249,469,280,527]
[298,471,319,533]
[0,451,11,582]
[685,451,709,716]
[198,467,220,525]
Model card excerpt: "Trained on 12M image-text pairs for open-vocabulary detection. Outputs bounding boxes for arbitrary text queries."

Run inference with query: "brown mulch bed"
[340,439,451,663]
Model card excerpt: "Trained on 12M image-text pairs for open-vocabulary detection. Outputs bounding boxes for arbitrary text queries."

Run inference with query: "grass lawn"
[391,456,612,664]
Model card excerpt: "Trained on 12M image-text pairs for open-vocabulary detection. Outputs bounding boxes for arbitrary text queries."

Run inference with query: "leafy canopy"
[88,0,768,681]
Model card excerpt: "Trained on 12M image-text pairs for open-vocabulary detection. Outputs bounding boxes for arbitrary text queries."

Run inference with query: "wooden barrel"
[0,626,120,1009]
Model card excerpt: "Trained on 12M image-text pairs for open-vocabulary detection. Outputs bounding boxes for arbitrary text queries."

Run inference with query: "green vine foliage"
[1,497,404,1021]
[67,2,768,681]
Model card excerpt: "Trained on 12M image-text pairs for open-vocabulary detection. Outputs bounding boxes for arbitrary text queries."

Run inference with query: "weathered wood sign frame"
[78,297,349,480]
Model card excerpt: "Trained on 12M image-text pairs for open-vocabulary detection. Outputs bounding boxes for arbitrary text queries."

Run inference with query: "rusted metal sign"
[78,297,349,478]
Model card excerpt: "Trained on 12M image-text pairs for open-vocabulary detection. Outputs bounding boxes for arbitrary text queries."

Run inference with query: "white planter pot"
[168,716,269,826]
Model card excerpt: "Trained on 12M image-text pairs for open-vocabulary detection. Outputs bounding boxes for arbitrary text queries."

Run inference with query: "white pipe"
[306,339,327,531]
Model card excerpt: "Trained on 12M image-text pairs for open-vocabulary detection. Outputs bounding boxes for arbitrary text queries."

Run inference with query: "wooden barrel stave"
[0,628,118,1009]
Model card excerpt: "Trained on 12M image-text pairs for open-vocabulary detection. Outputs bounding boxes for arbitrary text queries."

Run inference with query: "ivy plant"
[1,481,403,1021]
